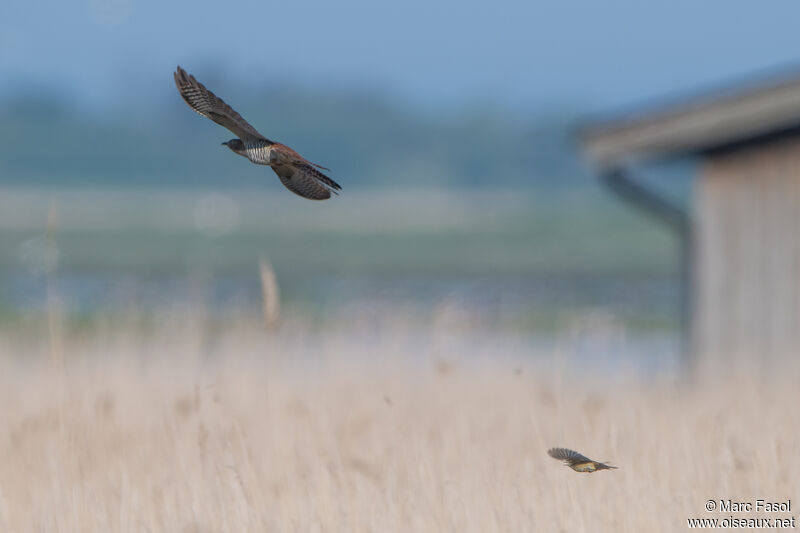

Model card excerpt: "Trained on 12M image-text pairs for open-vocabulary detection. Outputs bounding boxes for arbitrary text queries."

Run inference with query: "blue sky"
[3,0,800,114]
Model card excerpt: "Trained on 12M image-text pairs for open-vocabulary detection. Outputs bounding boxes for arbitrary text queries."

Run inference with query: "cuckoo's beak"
[221,141,228,146]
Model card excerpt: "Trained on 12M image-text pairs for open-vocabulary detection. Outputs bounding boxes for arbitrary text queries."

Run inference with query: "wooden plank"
[695,136,800,367]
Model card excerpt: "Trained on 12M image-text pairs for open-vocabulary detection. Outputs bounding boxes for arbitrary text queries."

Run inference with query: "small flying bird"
[547,447,617,473]
[173,66,342,200]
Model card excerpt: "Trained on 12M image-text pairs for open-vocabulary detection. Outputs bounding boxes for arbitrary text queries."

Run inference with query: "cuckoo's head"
[222,139,245,156]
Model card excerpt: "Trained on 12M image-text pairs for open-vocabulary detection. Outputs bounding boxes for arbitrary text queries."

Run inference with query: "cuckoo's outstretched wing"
[271,162,342,201]
[548,448,594,465]
[174,66,267,142]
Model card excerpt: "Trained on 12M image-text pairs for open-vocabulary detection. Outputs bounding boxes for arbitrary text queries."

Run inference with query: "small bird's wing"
[271,163,342,201]
[174,66,266,142]
[548,448,593,464]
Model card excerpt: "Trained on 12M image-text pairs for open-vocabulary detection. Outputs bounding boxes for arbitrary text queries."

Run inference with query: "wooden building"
[580,69,800,369]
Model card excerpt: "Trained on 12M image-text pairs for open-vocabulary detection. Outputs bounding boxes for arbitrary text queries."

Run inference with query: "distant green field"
[0,187,681,332]
[0,187,677,274]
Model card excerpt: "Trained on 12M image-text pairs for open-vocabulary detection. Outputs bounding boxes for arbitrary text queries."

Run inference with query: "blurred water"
[2,272,681,374]
[3,271,678,326]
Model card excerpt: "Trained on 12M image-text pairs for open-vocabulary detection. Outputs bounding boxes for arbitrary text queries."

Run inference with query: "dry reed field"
[0,314,797,532]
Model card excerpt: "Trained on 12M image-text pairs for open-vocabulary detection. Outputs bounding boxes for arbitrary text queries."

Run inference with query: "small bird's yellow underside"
[571,462,599,472]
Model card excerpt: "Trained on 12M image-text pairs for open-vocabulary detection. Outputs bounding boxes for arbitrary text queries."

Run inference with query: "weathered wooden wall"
[695,135,800,368]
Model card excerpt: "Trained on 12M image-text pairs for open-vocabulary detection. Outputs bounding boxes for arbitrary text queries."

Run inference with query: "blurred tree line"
[0,85,589,190]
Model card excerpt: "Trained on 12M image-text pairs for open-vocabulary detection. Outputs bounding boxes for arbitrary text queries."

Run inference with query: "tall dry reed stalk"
[259,256,281,330]
[45,198,63,372]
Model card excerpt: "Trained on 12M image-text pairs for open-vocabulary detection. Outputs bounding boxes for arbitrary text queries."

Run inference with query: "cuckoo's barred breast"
[242,141,275,165]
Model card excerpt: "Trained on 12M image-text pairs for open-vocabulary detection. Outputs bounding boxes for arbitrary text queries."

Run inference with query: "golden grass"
[0,318,796,532]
